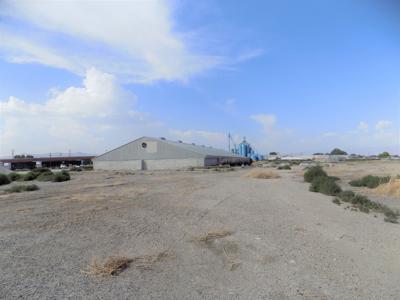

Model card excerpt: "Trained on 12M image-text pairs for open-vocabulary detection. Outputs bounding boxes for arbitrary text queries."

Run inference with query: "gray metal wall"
[93,160,142,171]
[93,158,205,171]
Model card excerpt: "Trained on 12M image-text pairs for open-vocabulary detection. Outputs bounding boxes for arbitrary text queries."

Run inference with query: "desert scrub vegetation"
[23,168,52,181]
[305,167,399,223]
[52,170,70,182]
[303,165,327,182]
[309,176,342,196]
[334,190,399,223]
[277,164,291,170]
[305,166,341,196]
[0,173,11,185]
[349,175,390,189]
[8,172,22,182]
[5,184,39,193]
[20,168,70,182]
[36,171,55,182]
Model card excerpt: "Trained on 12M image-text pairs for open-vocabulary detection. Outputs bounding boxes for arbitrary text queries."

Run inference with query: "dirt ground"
[1,161,400,299]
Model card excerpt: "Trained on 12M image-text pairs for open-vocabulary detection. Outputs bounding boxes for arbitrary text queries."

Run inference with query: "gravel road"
[0,166,399,299]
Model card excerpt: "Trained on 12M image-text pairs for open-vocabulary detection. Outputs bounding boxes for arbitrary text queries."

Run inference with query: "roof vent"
[160,137,166,140]
[178,140,183,143]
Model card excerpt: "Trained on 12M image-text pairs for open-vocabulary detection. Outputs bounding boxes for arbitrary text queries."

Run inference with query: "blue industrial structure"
[229,135,264,161]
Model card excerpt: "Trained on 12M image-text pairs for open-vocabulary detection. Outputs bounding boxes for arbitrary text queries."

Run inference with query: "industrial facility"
[0,155,94,170]
[229,135,264,161]
[93,136,251,171]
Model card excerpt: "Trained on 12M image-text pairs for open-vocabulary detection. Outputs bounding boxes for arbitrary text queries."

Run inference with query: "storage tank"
[239,138,250,157]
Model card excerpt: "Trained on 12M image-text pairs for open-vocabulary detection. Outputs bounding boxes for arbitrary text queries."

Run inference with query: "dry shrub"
[83,251,171,277]
[193,230,233,243]
[84,256,133,276]
[244,169,280,179]
[374,178,400,198]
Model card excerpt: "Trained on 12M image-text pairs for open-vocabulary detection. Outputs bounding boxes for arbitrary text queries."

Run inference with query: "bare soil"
[0,162,400,299]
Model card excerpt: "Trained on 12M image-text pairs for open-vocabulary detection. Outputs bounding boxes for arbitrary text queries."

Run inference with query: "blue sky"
[0,0,399,156]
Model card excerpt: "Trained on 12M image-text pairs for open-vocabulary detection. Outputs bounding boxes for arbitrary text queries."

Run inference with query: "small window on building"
[141,142,147,149]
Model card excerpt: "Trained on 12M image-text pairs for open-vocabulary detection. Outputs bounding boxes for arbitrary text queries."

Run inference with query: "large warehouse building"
[93,136,250,171]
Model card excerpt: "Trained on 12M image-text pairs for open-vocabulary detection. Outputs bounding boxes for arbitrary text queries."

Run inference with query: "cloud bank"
[0,68,164,155]
[0,0,222,83]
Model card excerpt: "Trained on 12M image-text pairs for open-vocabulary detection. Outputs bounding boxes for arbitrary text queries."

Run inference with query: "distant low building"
[313,154,347,162]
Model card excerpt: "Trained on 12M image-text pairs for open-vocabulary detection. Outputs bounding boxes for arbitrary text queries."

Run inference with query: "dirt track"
[0,164,399,299]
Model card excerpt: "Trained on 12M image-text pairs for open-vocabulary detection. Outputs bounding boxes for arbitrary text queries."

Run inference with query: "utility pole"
[228,133,231,152]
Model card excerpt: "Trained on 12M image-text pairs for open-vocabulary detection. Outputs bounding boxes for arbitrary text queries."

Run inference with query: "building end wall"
[93,160,142,171]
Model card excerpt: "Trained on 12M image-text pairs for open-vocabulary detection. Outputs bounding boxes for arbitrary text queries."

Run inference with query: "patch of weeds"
[5,184,39,193]
[277,164,291,170]
[22,168,50,181]
[0,173,11,185]
[36,171,55,182]
[53,170,70,182]
[336,190,399,222]
[336,190,355,202]
[309,176,342,196]
[304,166,327,183]
[332,198,341,205]
[384,210,399,223]
[8,172,22,182]
[23,171,37,181]
[349,175,390,189]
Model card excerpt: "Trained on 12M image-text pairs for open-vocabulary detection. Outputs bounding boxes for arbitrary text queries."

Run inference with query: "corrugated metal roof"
[157,137,242,158]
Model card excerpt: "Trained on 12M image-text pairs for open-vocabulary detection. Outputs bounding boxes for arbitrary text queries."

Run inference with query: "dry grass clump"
[84,256,133,276]
[83,251,171,277]
[374,178,400,198]
[193,230,233,243]
[244,169,280,179]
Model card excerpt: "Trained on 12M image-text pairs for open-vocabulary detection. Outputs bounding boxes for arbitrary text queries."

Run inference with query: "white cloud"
[0,1,223,82]
[0,68,163,156]
[357,121,368,132]
[375,120,392,130]
[169,129,227,145]
[249,113,296,153]
[250,114,276,130]
[0,32,78,73]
